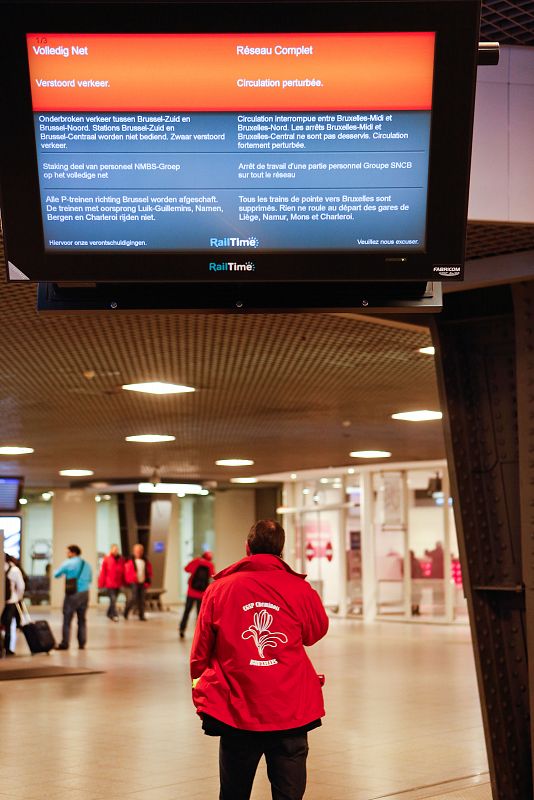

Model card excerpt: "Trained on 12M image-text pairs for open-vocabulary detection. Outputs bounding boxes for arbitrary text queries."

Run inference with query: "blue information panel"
[35,110,430,253]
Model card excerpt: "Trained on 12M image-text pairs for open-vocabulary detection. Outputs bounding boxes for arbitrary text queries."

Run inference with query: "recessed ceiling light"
[347,467,355,475]
[19,498,28,505]
[350,450,392,458]
[215,459,254,467]
[290,473,297,480]
[138,482,203,494]
[302,488,310,495]
[41,492,53,501]
[125,434,176,443]
[231,477,258,484]
[419,346,436,355]
[0,446,34,455]
[59,469,94,477]
[320,478,329,484]
[392,410,442,422]
[122,381,195,395]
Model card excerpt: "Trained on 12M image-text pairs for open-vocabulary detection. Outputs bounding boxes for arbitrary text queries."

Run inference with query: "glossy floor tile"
[1,609,491,799]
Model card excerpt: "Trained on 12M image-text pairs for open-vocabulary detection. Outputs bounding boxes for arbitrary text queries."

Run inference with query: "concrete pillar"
[163,496,181,606]
[361,472,377,623]
[51,489,97,608]
[214,490,256,571]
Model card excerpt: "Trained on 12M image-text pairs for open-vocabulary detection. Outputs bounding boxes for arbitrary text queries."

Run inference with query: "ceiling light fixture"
[320,478,329,484]
[347,467,355,475]
[138,482,203,494]
[59,469,94,477]
[290,473,297,480]
[125,434,176,443]
[419,346,436,355]
[19,498,28,505]
[122,381,195,395]
[391,410,442,422]
[350,450,392,458]
[0,446,34,455]
[231,477,258,484]
[215,459,254,467]
[41,492,53,501]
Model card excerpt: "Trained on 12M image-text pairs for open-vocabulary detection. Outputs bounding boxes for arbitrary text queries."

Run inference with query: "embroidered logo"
[241,609,288,660]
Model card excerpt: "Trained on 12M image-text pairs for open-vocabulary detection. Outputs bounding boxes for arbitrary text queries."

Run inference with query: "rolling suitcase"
[17,602,56,654]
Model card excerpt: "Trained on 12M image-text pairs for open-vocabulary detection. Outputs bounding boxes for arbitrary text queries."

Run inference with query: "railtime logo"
[208,261,256,272]
[210,236,259,248]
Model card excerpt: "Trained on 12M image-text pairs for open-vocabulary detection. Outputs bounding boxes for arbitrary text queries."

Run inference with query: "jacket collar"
[214,553,306,581]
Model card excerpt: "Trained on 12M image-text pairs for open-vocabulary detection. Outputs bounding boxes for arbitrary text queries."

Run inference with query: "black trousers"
[106,588,120,619]
[179,595,201,632]
[1,603,20,653]
[61,591,89,648]
[219,732,308,800]
[125,583,146,619]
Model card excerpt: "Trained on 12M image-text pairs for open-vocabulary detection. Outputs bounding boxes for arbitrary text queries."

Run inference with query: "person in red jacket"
[123,543,153,621]
[98,544,125,622]
[190,519,328,800]
[179,551,215,639]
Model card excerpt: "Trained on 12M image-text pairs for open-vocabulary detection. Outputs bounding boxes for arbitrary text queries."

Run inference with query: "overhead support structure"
[431,281,534,800]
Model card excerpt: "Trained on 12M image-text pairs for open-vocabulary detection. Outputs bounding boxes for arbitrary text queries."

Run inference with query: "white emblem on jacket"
[241,609,288,659]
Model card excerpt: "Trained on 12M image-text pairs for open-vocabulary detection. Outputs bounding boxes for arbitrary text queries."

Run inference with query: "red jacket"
[124,557,153,588]
[98,554,125,589]
[185,556,216,600]
[190,554,328,732]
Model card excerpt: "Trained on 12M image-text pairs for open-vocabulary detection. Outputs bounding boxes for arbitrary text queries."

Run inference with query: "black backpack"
[191,565,210,592]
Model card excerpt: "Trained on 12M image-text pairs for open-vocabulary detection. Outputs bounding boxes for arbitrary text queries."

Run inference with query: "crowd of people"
[1,539,217,654]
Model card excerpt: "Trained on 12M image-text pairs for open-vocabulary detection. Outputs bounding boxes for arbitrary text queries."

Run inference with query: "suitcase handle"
[16,601,32,625]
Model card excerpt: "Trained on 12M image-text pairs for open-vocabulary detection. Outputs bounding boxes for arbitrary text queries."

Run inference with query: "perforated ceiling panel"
[481,0,534,46]
[0,262,443,485]
[466,222,534,260]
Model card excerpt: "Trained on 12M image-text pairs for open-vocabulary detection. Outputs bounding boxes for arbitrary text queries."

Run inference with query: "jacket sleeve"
[184,559,196,574]
[209,562,216,577]
[301,584,329,646]
[190,586,216,679]
[53,560,68,579]
[98,559,106,589]
[146,561,153,582]
[12,568,25,602]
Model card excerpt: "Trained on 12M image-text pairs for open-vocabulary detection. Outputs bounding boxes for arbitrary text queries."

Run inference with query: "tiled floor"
[1,609,491,800]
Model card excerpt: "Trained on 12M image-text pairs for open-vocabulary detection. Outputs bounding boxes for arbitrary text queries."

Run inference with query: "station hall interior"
[1,1,534,800]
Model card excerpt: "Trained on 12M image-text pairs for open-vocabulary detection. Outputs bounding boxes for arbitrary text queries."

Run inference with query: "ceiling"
[0,252,444,486]
[1,2,532,488]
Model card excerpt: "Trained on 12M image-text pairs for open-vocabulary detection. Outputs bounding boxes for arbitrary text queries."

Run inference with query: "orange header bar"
[27,32,435,112]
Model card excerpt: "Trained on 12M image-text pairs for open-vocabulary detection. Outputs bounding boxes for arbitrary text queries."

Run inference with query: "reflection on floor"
[1,610,490,800]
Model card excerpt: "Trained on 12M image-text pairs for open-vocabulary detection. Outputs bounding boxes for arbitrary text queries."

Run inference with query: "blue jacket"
[54,556,93,593]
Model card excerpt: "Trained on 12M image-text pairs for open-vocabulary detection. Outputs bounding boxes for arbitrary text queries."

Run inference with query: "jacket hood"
[214,553,306,581]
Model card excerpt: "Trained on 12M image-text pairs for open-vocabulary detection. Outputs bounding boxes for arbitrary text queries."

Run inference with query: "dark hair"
[247,519,285,556]
[68,545,81,556]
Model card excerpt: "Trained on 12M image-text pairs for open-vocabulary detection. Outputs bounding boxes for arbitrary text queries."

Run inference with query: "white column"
[337,506,348,616]
[51,489,97,608]
[361,472,377,622]
[214,490,256,570]
[163,495,181,605]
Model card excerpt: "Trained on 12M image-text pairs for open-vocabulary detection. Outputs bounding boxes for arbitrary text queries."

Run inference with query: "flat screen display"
[1,517,22,559]
[27,32,434,262]
[0,478,23,512]
[0,1,481,284]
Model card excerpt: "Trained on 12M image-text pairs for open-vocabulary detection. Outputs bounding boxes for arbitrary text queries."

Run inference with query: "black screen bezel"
[0,0,481,283]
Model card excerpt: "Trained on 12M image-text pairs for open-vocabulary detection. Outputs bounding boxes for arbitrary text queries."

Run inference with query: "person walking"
[179,550,215,639]
[54,545,93,651]
[2,555,25,656]
[190,519,328,800]
[124,543,152,621]
[98,544,125,621]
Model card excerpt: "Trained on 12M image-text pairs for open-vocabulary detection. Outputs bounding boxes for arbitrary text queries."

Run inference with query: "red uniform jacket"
[124,557,153,588]
[190,554,328,732]
[98,554,125,589]
[185,556,216,600]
